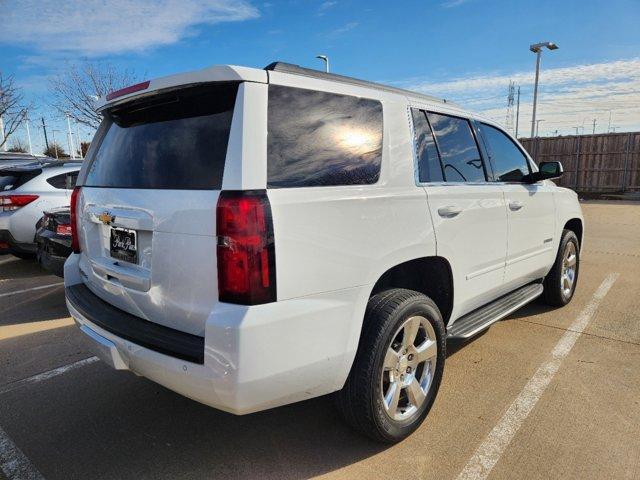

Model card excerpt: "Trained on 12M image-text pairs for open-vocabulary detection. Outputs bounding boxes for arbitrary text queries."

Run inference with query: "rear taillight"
[0,194,39,212]
[56,224,72,236]
[216,191,276,305]
[70,186,81,253]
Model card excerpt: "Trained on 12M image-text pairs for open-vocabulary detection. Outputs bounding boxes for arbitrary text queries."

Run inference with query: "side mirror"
[525,161,563,183]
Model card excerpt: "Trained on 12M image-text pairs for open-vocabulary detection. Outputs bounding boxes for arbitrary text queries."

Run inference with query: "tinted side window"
[480,123,530,182]
[427,112,485,182]
[267,85,383,188]
[411,109,443,182]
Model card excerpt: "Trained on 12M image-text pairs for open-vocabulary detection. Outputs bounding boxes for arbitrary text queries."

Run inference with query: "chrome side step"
[447,283,544,340]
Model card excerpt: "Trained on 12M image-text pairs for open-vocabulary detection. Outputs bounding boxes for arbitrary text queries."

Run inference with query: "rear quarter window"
[84,83,238,190]
[267,85,383,188]
[47,171,78,189]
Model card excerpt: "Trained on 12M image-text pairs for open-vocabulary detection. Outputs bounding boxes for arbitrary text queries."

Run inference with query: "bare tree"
[80,141,91,157]
[8,138,28,153]
[49,61,142,129]
[0,73,30,149]
[43,142,67,159]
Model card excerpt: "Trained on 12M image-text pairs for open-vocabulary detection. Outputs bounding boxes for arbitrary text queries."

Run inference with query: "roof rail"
[264,62,450,105]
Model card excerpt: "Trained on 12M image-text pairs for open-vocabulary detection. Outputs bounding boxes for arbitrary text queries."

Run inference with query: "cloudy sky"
[1,0,639,153]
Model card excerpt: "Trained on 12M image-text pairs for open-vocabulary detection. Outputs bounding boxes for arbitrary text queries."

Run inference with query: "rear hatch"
[76,83,238,336]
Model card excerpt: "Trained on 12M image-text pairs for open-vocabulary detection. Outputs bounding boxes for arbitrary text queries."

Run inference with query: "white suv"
[64,62,583,443]
[1,160,81,258]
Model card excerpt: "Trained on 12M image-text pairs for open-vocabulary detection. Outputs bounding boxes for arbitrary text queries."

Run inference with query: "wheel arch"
[370,256,454,325]
[563,217,583,248]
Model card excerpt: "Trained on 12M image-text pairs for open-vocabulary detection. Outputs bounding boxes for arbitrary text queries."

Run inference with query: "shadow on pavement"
[0,257,50,281]
[0,362,389,480]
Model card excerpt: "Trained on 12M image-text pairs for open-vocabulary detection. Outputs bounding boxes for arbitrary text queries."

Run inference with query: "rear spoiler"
[96,65,267,113]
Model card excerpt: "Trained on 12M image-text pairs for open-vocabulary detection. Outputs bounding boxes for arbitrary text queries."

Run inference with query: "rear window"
[84,83,238,190]
[267,85,383,188]
[0,170,40,191]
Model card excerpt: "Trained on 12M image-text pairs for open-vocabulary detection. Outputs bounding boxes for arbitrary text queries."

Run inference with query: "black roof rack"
[264,61,450,105]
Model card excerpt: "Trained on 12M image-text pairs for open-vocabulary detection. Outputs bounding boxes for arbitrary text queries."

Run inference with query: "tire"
[543,229,580,307]
[336,288,446,443]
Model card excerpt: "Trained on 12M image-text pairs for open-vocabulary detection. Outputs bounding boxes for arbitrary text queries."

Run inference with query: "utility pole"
[505,81,515,134]
[607,111,612,133]
[41,117,49,150]
[515,86,521,138]
[592,118,596,135]
[0,116,6,151]
[25,118,33,154]
[573,126,580,135]
[66,113,75,159]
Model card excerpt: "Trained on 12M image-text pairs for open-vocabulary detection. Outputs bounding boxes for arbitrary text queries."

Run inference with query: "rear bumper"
[0,229,36,255]
[37,230,72,276]
[64,254,370,414]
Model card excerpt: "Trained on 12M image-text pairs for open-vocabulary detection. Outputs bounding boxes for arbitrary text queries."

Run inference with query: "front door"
[477,122,556,289]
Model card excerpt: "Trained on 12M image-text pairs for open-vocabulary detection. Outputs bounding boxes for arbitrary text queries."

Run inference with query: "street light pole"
[515,86,521,138]
[0,115,6,152]
[66,113,75,159]
[530,50,542,138]
[25,118,33,154]
[316,55,329,73]
[529,41,558,138]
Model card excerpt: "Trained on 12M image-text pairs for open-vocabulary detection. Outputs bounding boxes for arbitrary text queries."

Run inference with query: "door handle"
[509,200,524,211]
[438,205,463,218]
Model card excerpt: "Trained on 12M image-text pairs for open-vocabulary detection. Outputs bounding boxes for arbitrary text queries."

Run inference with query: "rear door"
[477,123,556,288]
[413,109,508,319]
[75,82,239,336]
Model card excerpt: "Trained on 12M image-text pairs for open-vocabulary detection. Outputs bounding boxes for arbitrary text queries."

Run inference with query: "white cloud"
[0,0,259,56]
[318,1,337,15]
[402,58,640,136]
[441,0,472,8]
[326,21,359,37]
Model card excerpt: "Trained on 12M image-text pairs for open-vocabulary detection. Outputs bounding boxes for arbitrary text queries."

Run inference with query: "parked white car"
[0,161,81,258]
[64,63,583,443]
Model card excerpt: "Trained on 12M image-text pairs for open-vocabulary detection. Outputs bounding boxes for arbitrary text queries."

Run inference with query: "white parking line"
[456,273,619,480]
[0,425,45,480]
[0,283,63,299]
[0,357,100,479]
[0,357,99,396]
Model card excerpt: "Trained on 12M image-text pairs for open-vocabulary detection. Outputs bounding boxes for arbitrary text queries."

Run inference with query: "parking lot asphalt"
[0,200,638,480]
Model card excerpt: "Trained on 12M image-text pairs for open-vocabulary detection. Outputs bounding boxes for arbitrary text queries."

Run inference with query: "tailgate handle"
[90,260,150,292]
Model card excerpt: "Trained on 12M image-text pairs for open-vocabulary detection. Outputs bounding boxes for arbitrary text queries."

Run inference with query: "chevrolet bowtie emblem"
[98,212,115,225]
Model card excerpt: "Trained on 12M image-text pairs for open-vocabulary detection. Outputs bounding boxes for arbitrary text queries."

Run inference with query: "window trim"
[477,122,533,184]
[409,108,445,183]
[410,107,490,186]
